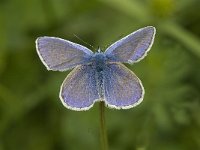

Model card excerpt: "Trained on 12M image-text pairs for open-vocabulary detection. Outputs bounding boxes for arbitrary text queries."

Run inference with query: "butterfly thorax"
[92,52,107,72]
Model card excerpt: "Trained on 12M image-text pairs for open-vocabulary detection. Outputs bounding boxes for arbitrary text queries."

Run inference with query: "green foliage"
[0,0,200,150]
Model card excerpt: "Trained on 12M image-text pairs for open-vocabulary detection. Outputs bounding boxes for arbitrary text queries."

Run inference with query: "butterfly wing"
[36,37,93,71]
[60,65,100,111]
[105,26,156,63]
[103,63,144,109]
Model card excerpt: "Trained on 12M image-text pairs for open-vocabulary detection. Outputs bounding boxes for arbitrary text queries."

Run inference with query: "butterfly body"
[36,26,156,111]
[91,52,107,72]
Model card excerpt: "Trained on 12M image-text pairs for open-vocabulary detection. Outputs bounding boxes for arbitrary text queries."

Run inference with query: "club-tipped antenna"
[74,34,94,50]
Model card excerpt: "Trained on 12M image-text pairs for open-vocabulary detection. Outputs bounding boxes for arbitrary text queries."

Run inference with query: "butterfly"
[36,26,156,111]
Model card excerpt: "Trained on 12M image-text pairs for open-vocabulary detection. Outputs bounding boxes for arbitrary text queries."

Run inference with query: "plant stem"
[99,102,109,150]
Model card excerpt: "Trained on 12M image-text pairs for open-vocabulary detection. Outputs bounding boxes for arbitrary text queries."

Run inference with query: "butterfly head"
[97,47,101,53]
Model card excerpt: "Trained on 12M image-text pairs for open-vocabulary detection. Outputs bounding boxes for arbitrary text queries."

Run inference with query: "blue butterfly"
[36,26,156,111]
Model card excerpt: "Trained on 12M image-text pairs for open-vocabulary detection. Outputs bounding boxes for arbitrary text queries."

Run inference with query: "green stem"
[99,102,109,150]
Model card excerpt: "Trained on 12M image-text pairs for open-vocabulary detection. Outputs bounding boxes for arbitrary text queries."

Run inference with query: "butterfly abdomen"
[91,52,107,99]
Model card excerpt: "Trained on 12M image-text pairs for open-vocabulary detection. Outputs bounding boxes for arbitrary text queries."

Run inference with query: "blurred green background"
[0,0,200,150]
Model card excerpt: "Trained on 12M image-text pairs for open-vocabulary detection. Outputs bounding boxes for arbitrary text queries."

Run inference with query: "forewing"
[60,65,100,111]
[36,37,93,71]
[105,26,156,63]
[103,63,144,109]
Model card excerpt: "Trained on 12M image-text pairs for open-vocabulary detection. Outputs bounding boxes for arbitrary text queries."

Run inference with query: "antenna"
[73,34,94,50]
